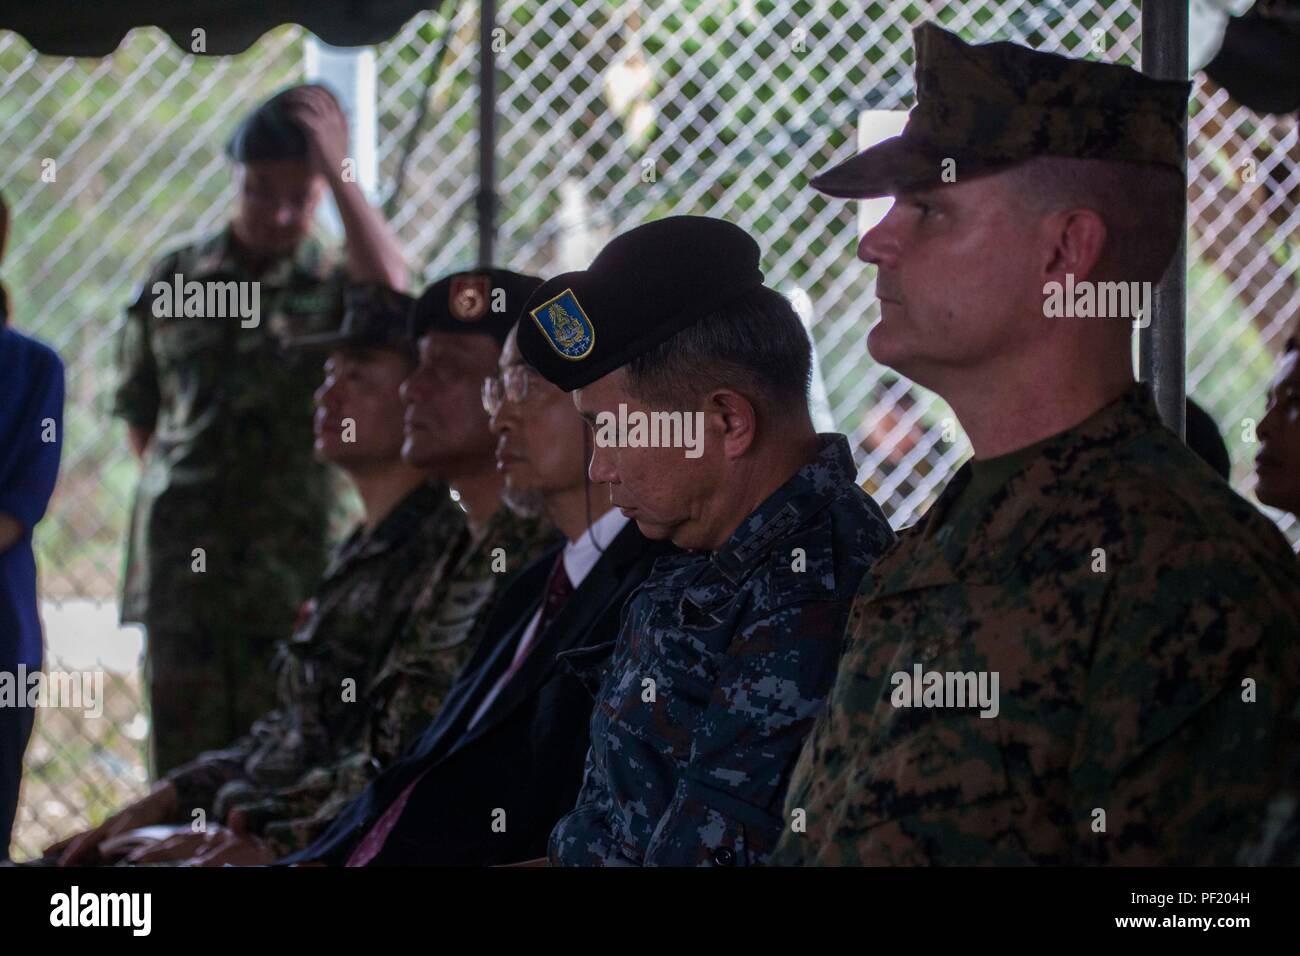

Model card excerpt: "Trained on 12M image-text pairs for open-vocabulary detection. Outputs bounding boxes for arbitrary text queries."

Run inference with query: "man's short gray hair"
[622,285,813,413]
[1007,156,1185,285]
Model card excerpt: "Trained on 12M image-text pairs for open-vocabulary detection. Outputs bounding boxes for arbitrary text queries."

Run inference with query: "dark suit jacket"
[282,519,675,866]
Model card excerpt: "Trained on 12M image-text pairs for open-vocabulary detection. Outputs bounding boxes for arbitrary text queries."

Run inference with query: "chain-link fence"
[3,0,1296,861]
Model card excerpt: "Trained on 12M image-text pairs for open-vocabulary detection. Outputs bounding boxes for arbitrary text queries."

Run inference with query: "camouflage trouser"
[143,619,281,777]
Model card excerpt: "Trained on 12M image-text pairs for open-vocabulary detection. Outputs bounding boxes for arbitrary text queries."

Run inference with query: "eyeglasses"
[482,365,537,415]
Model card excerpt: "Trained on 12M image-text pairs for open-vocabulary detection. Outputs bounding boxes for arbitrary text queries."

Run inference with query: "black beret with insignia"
[409,268,543,348]
[287,283,416,360]
[812,22,1193,199]
[517,215,765,392]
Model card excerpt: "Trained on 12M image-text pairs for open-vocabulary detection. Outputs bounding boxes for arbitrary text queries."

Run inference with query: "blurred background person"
[109,85,407,774]
[0,189,65,861]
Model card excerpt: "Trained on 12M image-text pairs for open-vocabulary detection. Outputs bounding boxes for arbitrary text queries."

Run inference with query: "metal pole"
[1140,0,1189,439]
[477,0,498,267]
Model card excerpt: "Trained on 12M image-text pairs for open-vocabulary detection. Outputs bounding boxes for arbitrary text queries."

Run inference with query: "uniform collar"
[872,383,1165,595]
[711,433,858,584]
[324,481,453,578]
[189,224,336,285]
[476,498,556,557]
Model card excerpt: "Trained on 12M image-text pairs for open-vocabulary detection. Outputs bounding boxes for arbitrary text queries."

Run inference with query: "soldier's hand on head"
[283,85,349,181]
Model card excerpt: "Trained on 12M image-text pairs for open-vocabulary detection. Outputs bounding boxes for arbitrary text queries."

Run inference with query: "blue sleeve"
[643,599,844,866]
[548,745,635,866]
[0,342,65,532]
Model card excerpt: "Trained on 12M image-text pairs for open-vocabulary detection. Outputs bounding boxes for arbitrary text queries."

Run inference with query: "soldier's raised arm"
[282,85,407,292]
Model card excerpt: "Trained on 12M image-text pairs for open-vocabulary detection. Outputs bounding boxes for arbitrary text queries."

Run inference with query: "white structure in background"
[1189,0,1255,73]
[305,38,379,235]
[856,110,909,238]
[557,179,604,271]
[787,286,836,434]
[40,601,143,675]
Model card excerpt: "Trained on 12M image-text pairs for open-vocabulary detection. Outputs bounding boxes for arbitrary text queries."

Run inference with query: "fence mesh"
[2,0,1295,861]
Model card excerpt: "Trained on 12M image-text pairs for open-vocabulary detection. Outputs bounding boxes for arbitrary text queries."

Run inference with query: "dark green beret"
[812,22,1193,199]
[516,216,765,392]
[409,268,543,348]
[288,283,416,360]
[226,84,337,163]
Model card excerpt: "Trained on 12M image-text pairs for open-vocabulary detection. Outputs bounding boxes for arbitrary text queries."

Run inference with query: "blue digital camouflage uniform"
[111,226,349,773]
[548,434,895,866]
[773,387,1300,866]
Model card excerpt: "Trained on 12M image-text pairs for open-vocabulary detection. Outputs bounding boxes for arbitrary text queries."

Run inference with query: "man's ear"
[709,388,757,460]
[1042,207,1108,286]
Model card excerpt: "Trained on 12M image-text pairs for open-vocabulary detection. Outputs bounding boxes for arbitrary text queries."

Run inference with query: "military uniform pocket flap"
[154,316,225,362]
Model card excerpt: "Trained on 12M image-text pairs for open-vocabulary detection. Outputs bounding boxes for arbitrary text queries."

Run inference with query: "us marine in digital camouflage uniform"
[516,217,896,867]
[174,270,557,864]
[52,285,459,866]
[773,24,1300,867]
[110,84,409,774]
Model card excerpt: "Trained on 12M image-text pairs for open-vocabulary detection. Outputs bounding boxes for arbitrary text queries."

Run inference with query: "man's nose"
[315,379,339,409]
[858,208,902,266]
[587,442,619,485]
[489,401,516,437]
[400,371,425,407]
[1258,402,1278,443]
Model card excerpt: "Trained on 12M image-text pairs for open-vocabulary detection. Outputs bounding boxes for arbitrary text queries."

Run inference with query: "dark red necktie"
[505,553,574,678]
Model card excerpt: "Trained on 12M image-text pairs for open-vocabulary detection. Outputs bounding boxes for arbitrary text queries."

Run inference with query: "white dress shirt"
[466,507,630,730]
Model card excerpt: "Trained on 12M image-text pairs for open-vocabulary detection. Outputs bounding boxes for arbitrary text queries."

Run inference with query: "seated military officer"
[281,321,677,866]
[51,284,461,865]
[773,23,1300,866]
[513,215,896,866]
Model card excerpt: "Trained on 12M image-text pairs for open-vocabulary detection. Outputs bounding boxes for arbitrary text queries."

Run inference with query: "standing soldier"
[517,216,896,866]
[110,84,408,774]
[774,24,1300,866]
